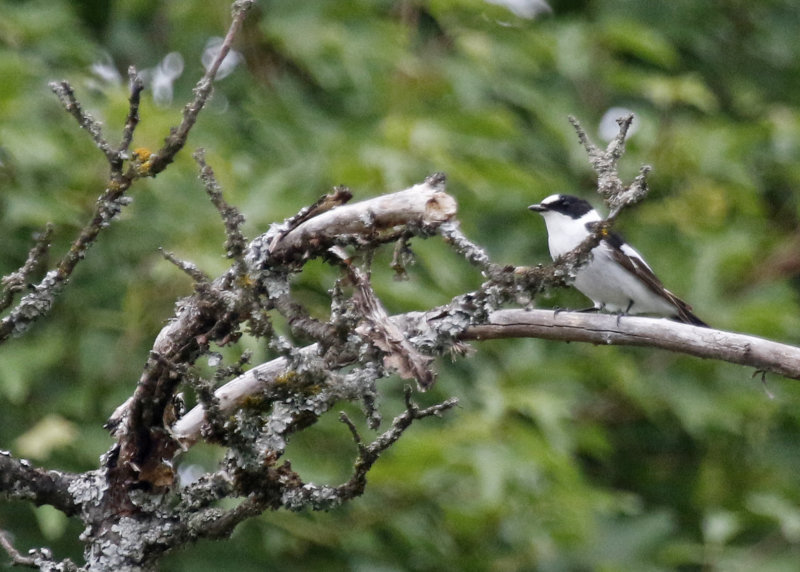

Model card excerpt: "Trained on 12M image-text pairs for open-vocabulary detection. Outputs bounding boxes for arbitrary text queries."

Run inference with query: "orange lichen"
[132,147,154,176]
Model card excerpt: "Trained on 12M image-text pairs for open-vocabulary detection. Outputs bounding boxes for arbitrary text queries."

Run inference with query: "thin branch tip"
[616,113,634,129]
[339,412,363,446]
[0,529,36,568]
[425,171,447,189]
[160,248,211,284]
[233,0,256,14]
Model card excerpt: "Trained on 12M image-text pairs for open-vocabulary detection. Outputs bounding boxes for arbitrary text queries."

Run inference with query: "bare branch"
[115,174,457,453]
[186,496,265,541]
[268,186,354,254]
[116,67,145,165]
[271,288,337,342]
[172,300,800,449]
[462,309,800,381]
[0,224,53,312]
[568,113,632,175]
[147,0,255,175]
[193,149,247,261]
[568,114,650,215]
[92,6,259,498]
[159,248,211,284]
[0,529,36,568]
[167,176,458,443]
[0,451,79,516]
[0,71,150,344]
[172,354,291,446]
[334,388,459,501]
[99,16,258,486]
[339,412,364,447]
[49,81,115,161]
[439,221,496,274]
[258,172,456,266]
[273,392,459,512]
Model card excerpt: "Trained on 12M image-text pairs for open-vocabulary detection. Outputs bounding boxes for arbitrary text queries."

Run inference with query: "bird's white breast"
[540,210,600,257]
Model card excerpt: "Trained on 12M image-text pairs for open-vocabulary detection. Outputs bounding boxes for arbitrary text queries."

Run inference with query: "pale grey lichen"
[281,483,341,511]
[68,470,108,508]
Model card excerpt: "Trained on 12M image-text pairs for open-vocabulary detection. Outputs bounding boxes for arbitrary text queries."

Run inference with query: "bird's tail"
[671,296,708,327]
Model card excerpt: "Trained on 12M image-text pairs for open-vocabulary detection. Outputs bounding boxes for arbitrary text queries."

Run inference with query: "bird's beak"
[528,203,546,212]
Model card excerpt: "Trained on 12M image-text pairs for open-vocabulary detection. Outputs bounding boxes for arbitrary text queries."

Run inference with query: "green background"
[2,0,800,569]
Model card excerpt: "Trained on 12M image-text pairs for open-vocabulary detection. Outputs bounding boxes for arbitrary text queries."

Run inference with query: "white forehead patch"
[539,194,563,206]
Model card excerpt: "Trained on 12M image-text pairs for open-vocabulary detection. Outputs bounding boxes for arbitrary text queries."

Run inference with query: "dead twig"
[193,149,248,261]
[0,530,36,568]
[147,0,255,175]
[0,224,53,312]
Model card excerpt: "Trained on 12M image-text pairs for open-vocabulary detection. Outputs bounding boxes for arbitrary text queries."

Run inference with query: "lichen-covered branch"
[0,224,53,313]
[193,149,247,261]
[333,389,459,502]
[159,248,211,284]
[146,0,255,176]
[49,81,117,162]
[0,530,75,571]
[117,67,144,165]
[171,301,800,451]
[0,3,253,349]
[167,175,457,445]
[568,114,650,215]
[0,74,145,344]
[0,451,79,516]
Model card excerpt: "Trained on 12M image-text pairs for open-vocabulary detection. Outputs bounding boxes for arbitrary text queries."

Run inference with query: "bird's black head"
[528,194,594,219]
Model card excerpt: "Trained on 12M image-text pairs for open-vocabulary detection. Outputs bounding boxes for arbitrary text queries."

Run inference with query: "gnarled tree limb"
[0,452,80,516]
[171,306,800,447]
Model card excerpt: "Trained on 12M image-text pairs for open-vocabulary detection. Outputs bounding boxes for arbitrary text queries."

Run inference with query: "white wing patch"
[619,243,653,272]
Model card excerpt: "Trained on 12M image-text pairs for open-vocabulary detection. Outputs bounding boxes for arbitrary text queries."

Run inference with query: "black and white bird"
[529,194,707,327]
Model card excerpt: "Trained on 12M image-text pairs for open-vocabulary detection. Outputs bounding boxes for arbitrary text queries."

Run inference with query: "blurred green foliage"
[2,0,800,569]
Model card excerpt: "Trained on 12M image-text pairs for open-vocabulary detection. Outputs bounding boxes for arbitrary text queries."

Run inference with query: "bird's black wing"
[602,232,708,327]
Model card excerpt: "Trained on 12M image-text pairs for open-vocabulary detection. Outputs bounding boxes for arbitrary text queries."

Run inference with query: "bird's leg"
[615,300,634,327]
